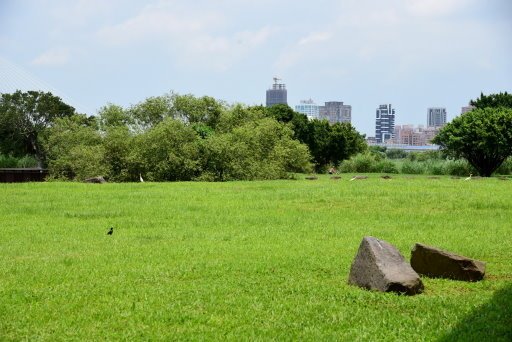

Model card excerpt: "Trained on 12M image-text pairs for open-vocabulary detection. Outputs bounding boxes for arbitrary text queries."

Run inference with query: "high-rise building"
[266,77,287,107]
[319,101,352,124]
[375,104,395,143]
[461,103,475,114]
[427,107,447,127]
[295,99,319,120]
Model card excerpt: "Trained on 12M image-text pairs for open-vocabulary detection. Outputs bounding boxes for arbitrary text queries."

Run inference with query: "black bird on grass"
[107,227,113,235]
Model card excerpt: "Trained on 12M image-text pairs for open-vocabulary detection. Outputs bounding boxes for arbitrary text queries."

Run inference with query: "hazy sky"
[1,0,511,135]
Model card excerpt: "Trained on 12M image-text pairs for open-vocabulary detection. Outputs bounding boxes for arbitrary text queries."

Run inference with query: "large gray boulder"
[411,243,485,281]
[348,237,424,295]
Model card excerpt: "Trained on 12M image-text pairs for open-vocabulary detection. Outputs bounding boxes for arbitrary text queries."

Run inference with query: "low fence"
[0,168,48,183]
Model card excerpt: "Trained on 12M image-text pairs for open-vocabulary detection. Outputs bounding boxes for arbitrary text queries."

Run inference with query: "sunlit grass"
[1,176,511,340]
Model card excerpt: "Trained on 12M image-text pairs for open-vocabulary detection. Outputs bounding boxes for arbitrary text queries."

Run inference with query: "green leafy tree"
[172,94,224,129]
[305,120,367,170]
[200,118,312,181]
[266,104,310,142]
[129,95,174,131]
[41,114,105,180]
[327,122,367,165]
[432,107,512,176]
[131,118,201,181]
[97,103,132,131]
[470,92,512,109]
[306,119,332,167]
[216,104,266,133]
[102,126,134,181]
[0,90,76,163]
[266,104,367,170]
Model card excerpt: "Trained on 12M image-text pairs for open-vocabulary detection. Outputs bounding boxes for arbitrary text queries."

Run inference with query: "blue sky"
[1,0,511,136]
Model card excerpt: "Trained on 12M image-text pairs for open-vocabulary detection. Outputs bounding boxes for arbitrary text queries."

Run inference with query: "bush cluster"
[35,93,369,182]
[340,150,482,176]
[0,154,38,168]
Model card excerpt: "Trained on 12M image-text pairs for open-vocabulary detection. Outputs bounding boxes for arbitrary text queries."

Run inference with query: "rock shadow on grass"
[439,284,512,341]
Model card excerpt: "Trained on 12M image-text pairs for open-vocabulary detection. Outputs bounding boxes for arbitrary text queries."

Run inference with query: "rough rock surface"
[348,237,424,295]
[84,176,106,184]
[411,243,485,281]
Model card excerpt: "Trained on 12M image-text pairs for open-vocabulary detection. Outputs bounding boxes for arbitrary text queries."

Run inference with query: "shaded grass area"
[1,176,511,340]
[440,284,512,341]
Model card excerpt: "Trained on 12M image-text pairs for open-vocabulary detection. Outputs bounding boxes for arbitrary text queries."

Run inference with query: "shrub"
[385,149,407,159]
[340,153,379,173]
[376,159,399,174]
[401,161,425,174]
[16,155,38,168]
[0,154,38,168]
[495,158,512,175]
[423,160,446,175]
[0,154,20,168]
[444,159,474,176]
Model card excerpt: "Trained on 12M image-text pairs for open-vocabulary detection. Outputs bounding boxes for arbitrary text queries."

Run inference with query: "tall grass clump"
[444,159,474,176]
[15,155,39,168]
[339,153,379,173]
[340,150,508,176]
[0,154,18,168]
[400,160,426,174]
[495,157,512,175]
[0,154,38,168]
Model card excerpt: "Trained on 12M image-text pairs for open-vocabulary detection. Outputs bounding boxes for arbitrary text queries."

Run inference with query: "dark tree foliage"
[432,107,512,176]
[266,104,367,169]
[266,104,311,144]
[0,90,76,162]
[470,92,512,109]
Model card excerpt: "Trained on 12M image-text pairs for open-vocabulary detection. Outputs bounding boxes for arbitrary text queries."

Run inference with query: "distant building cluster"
[392,125,442,145]
[294,99,352,124]
[375,105,446,146]
[264,78,473,147]
[266,78,352,124]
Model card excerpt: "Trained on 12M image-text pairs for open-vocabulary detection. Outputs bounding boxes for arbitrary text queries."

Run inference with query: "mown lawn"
[1,176,511,341]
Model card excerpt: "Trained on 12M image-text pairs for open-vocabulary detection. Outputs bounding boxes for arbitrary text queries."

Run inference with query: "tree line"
[1,90,511,179]
[0,91,366,181]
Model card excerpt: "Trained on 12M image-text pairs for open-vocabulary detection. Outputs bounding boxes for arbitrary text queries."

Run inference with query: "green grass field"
[1,176,511,341]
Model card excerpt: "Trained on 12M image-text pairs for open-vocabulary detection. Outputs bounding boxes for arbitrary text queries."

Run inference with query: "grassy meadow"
[1,176,511,340]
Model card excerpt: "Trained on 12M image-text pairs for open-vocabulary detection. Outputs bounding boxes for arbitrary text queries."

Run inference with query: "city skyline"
[0,1,511,136]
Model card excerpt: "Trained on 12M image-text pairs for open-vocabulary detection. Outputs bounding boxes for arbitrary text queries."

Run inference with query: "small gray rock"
[348,237,424,295]
[411,243,485,281]
[84,176,106,184]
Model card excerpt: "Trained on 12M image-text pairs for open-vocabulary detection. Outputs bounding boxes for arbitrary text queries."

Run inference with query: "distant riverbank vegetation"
[1,90,511,180]
[340,148,512,176]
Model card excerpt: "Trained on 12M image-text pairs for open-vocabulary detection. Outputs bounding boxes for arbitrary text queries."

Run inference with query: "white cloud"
[31,48,70,66]
[49,0,120,28]
[179,26,277,71]
[405,0,472,16]
[97,9,220,45]
[97,5,277,71]
[298,32,332,46]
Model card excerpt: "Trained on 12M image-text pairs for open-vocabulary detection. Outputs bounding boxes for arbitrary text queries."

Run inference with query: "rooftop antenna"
[273,77,281,84]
